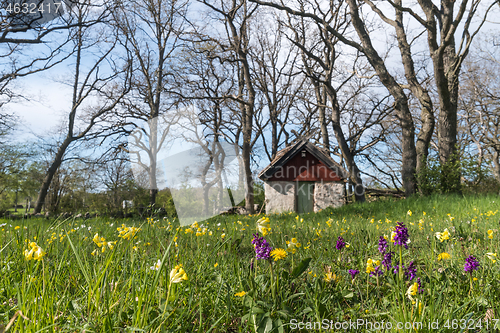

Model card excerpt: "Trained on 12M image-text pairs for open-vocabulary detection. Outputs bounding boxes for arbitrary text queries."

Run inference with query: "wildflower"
[404,261,417,281]
[324,271,340,283]
[435,228,450,242]
[348,269,360,280]
[286,238,301,253]
[14,226,20,230]
[487,230,494,239]
[406,282,418,301]
[486,253,497,263]
[221,233,226,239]
[336,236,346,250]
[370,265,383,277]
[214,262,218,268]
[150,259,161,271]
[270,248,287,261]
[251,233,272,260]
[407,210,412,216]
[366,259,378,274]
[256,217,271,236]
[382,251,393,270]
[117,224,140,240]
[437,252,451,261]
[464,255,480,272]
[169,264,188,284]
[235,291,246,297]
[393,222,410,249]
[378,236,388,254]
[24,242,46,261]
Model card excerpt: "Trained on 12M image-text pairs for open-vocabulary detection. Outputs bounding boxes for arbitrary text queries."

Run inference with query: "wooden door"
[297,182,314,213]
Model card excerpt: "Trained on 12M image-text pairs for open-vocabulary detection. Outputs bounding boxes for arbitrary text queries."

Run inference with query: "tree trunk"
[34,138,72,214]
[347,0,417,196]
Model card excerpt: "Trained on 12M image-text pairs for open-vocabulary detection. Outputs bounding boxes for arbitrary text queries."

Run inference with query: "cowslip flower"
[366,258,380,274]
[117,224,140,240]
[486,253,497,263]
[324,271,341,283]
[270,248,287,261]
[464,255,480,272]
[169,264,188,283]
[487,230,494,239]
[437,252,451,261]
[286,238,301,253]
[407,282,418,301]
[24,242,46,261]
[435,228,450,242]
[256,217,271,236]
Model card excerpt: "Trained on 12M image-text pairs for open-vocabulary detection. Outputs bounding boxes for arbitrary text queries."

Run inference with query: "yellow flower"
[169,264,188,284]
[324,271,341,283]
[221,233,226,239]
[214,262,218,268]
[407,210,412,216]
[390,231,396,243]
[435,228,450,242]
[286,238,301,253]
[406,282,418,300]
[256,217,271,236]
[24,241,46,261]
[437,252,451,261]
[117,224,140,240]
[14,226,20,230]
[366,258,375,273]
[235,291,246,297]
[487,230,494,239]
[270,248,287,261]
[486,253,497,263]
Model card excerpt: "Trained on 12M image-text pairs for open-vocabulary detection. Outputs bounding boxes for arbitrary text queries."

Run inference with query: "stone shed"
[258,139,347,214]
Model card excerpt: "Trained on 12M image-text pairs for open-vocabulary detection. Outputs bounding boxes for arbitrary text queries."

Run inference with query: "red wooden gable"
[267,150,342,182]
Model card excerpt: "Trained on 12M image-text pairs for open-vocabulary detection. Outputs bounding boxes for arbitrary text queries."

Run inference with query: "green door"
[297,182,314,213]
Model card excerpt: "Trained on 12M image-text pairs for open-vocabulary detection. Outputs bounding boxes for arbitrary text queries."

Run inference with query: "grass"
[0,193,499,332]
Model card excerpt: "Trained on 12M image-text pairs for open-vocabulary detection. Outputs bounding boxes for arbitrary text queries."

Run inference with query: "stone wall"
[264,181,296,214]
[313,182,344,212]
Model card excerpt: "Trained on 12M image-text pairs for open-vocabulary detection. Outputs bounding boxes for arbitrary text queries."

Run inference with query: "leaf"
[343,292,354,299]
[291,258,312,279]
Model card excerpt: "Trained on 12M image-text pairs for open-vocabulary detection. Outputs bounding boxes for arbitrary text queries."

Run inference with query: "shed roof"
[258,139,348,181]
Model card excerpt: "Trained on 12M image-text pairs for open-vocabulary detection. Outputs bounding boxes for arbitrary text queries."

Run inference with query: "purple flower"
[336,236,346,250]
[378,236,388,254]
[464,255,480,272]
[348,269,360,280]
[404,261,417,281]
[417,277,423,294]
[382,251,392,270]
[370,265,383,277]
[251,233,272,260]
[393,222,409,249]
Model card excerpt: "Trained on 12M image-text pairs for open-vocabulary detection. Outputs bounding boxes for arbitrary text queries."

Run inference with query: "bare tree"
[33,3,131,213]
[113,0,188,207]
[194,0,259,213]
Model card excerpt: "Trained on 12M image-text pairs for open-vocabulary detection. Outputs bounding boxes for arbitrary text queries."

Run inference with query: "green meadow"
[1,194,500,332]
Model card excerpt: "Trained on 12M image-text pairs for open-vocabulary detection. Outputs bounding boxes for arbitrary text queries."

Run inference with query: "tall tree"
[196,0,259,213]
[113,0,188,207]
[33,2,131,213]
